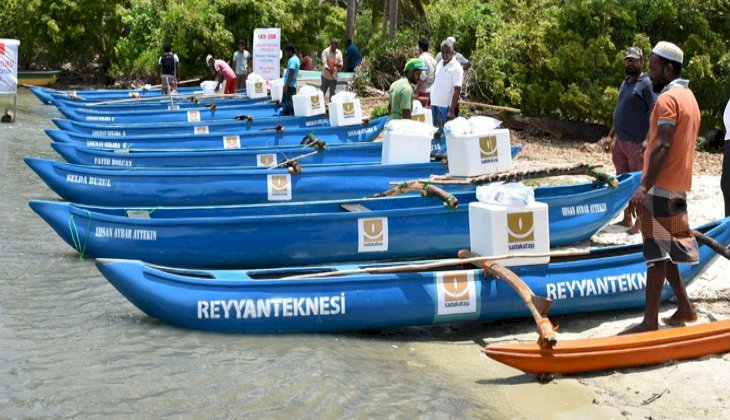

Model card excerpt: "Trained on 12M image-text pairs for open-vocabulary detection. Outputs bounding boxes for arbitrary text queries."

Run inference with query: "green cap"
[404,58,428,72]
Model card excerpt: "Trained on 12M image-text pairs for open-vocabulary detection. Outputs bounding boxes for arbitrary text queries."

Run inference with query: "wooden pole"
[282,249,590,280]
[460,100,521,114]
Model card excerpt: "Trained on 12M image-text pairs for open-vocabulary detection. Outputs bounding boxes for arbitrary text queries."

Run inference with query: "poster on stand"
[0,39,20,94]
[252,28,281,81]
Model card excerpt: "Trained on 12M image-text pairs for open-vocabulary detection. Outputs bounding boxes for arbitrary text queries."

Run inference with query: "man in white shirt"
[722,98,730,216]
[430,40,464,133]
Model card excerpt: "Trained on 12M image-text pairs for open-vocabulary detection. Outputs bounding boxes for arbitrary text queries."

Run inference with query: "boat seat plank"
[340,203,370,212]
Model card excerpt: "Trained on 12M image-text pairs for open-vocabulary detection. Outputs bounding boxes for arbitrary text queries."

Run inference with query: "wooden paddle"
[370,181,459,209]
[692,230,730,260]
[150,77,201,89]
[460,100,521,114]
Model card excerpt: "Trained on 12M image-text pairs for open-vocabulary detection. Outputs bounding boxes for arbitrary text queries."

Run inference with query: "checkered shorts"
[640,186,699,265]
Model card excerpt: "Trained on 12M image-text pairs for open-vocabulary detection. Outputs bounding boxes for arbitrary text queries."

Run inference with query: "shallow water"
[0,90,504,418]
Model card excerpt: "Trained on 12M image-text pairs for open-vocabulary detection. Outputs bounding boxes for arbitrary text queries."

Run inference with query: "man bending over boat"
[207,54,237,94]
[623,41,700,334]
[388,58,428,120]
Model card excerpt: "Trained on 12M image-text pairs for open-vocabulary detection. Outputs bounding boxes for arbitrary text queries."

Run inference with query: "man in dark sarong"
[623,41,701,334]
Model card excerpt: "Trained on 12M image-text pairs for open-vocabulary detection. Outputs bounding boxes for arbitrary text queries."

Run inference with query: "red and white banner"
[0,38,20,94]
[252,28,281,81]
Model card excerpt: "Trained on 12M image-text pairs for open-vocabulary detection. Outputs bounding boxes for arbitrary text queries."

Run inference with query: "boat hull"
[484,319,730,375]
[46,117,387,150]
[19,70,60,87]
[31,86,203,104]
[92,218,730,333]
[57,102,287,123]
[52,114,333,136]
[29,173,639,268]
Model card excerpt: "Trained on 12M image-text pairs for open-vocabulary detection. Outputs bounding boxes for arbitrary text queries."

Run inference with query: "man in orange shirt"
[623,41,700,334]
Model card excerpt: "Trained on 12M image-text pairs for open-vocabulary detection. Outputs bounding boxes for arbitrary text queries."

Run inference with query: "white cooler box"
[446,128,512,177]
[468,201,550,267]
[293,92,326,117]
[329,99,363,127]
[270,79,284,102]
[381,120,435,164]
[246,80,268,98]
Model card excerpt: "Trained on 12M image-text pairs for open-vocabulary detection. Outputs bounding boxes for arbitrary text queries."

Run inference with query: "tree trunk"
[345,0,356,43]
[381,0,389,40]
[388,0,399,40]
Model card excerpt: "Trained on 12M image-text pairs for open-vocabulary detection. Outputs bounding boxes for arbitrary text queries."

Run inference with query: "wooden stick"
[477,257,557,348]
[370,181,459,208]
[150,78,201,88]
[269,150,320,170]
[282,249,590,280]
[692,230,730,260]
[460,100,521,114]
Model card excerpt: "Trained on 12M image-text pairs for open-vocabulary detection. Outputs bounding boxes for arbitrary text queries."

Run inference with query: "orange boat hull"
[484,319,730,375]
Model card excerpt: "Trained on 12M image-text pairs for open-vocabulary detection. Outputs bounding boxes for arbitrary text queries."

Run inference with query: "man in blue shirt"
[282,44,300,116]
[601,47,657,234]
[345,39,361,72]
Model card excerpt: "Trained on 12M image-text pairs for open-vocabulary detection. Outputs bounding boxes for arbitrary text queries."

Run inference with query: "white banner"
[252,28,281,81]
[0,39,20,94]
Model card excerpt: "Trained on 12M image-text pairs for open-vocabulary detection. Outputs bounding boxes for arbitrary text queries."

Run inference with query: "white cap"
[446,36,456,44]
[652,41,683,64]
[205,54,213,63]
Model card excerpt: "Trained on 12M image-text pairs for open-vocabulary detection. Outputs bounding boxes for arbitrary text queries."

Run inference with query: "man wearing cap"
[623,41,701,334]
[430,40,464,133]
[721,98,730,216]
[601,47,657,234]
[320,38,343,102]
[207,54,237,94]
[388,58,428,120]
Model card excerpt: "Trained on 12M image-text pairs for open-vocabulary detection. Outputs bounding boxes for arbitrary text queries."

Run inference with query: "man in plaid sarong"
[623,41,701,334]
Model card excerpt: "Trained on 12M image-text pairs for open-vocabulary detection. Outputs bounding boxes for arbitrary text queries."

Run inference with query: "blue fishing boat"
[25,157,461,206]
[92,218,730,333]
[49,95,272,111]
[29,173,636,268]
[45,116,388,150]
[52,114,332,136]
[31,86,203,105]
[57,102,284,123]
[50,142,386,168]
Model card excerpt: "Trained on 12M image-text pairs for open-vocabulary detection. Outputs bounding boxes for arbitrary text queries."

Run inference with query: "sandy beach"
[411,133,730,419]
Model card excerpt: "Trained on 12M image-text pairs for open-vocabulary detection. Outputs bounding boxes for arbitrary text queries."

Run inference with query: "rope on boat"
[68,209,92,261]
[391,162,618,189]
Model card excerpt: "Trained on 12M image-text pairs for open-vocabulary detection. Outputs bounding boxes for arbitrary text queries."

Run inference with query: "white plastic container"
[446,128,512,177]
[293,91,326,117]
[329,99,363,127]
[381,119,436,164]
[468,201,550,267]
[411,100,433,126]
[246,80,268,98]
[269,79,284,102]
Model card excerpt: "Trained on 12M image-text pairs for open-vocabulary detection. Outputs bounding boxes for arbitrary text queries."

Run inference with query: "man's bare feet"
[661,309,697,326]
[618,321,658,335]
[613,219,633,228]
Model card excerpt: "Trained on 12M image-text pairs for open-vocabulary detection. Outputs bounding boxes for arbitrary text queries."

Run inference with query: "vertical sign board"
[0,39,19,94]
[252,28,281,81]
[0,39,19,122]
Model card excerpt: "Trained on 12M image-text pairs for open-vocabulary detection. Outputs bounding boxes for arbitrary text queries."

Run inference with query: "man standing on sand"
[622,41,701,335]
[430,40,464,134]
[601,47,657,234]
[231,39,251,90]
[281,44,300,116]
[414,38,437,108]
[207,54,237,94]
[721,98,730,216]
[388,58,428,120]
[158,44,179,94]
[320,38,343,102]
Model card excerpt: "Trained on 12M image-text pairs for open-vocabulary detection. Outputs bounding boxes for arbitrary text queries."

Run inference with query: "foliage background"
[1,0,729,130]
